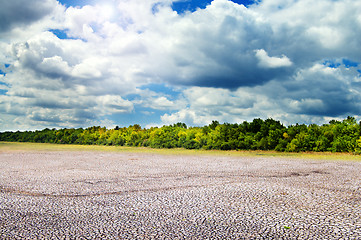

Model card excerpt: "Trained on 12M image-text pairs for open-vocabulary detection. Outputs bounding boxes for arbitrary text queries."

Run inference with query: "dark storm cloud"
[183,63,295,89]
[0,0,56,32]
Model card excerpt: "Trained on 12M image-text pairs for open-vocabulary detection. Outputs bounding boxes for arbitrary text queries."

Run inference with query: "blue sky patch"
[49,29,69,39]
[323,59,341,68]
[172,0,213,14]
[139,83,181,100]
[0,82,9,95]
[109,108,168,128]
[0,64,10,75]
[58,0,96,8]
[323,59,359,69]
[49,29,86,41]
[342,59,359,68]
[172,0,255,14]
[1,64,10,95]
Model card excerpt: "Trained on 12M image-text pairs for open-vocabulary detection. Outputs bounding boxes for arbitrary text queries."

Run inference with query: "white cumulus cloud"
[255,49,293,68]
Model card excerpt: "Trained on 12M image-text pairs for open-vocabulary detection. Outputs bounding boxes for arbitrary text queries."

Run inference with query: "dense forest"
[1,117,361,153]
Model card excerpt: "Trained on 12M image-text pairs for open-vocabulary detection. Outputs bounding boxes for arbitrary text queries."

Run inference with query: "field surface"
[0,143,361,239]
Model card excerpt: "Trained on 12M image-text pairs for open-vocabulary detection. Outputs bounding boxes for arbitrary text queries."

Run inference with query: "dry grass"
[0,141,360,161]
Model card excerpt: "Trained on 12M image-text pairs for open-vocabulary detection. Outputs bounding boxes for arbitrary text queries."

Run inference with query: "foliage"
[1,117,361,153]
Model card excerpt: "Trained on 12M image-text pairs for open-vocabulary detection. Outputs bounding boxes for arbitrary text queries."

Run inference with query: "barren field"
[0,148,361,239]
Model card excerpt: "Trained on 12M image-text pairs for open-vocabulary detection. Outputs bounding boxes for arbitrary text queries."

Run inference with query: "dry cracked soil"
[0,150,361,239]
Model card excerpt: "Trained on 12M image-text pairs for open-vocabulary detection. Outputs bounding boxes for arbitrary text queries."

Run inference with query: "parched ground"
[0,150,360,239]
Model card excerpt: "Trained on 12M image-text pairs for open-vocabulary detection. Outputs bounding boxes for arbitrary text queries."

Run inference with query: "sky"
[0,0,361,131]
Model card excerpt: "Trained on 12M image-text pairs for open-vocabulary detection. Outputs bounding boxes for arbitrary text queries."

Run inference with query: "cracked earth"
[0,151,360,239]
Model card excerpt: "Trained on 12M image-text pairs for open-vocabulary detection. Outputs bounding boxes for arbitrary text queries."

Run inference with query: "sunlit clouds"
[0,0,361,131]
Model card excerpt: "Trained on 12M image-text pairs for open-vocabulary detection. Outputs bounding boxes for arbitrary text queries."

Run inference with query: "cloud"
[29,109,62,123]
[1,0,361,130]
[152,97,176,109]
[280,63,361,116]
[160,59,361,126]
[96,95,134,114]
[161,87,259,126]
[0,0,57,33]
[37,55,72,78]
[145,0,282,88]
[72,58,103,79]
[255,49,293,68]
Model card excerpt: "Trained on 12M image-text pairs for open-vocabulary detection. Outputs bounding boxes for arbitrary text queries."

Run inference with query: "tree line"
[1,117,361,153]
